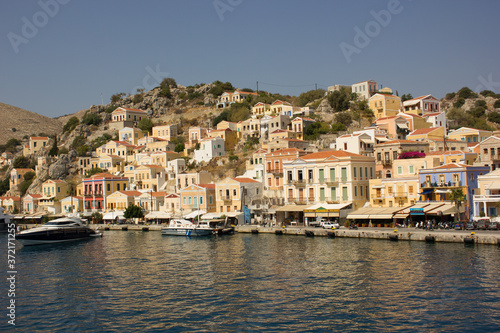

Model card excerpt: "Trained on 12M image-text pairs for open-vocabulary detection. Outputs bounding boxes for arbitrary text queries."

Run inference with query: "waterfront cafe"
[346,201,464,227]
[276,203,352,226]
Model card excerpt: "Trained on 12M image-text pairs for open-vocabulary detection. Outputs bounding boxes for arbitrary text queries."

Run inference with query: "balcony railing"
[393,192,407,198]
[473,194,500,202]
[290,179,306,187]
[267,168,283,177]
[221,196,233,204]
[84,192,104,197]
[382,159,392,166]
[421,181,462,188]
[371,193,384,199]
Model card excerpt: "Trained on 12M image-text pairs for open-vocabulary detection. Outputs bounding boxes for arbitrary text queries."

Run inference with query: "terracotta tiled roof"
[119,191,142,196]
[198,184,216,189]
[302,150,361,160]
[232,177,260,183]
[30,136,50,140]
[408,127,441,136]
[377,139,422,145]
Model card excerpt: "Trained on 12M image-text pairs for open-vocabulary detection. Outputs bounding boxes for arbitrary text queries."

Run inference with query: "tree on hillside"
[82,112,102,126]
[335,112,352,128]
[63,116,79,133]
[124,204,144,219]
[0,177,10,195]
[111,92,126,104]
[295,89,326,107]
[138,118,154,133]
[86,167,105,177]
[327,88,351,112]
[13,156,29,168]
[48,137,58,157]
[457,87,477,99]
[161,77,177,88]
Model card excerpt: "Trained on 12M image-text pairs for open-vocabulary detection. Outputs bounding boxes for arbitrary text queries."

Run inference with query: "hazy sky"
[1,0,499,118]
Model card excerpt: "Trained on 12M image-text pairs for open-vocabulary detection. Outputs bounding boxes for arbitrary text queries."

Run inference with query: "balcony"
[221,196,232,204]
[382,159,392,166]
[371,193,384,200]
[421,181,462,188]
[324,178,339,186]
[268,168,283,177]
[291,179,306,187]
[288,198,309,205]
[393,192,407,198]
[473,194,500,202]
[84,192,104,197]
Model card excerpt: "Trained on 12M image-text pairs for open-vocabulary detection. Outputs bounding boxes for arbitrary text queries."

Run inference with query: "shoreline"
[16,224,500,245]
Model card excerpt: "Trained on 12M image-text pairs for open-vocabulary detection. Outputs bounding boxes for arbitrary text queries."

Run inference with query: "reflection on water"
[0,231,499,332]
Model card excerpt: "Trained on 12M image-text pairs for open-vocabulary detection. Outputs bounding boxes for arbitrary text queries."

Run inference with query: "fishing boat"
[16,217,101,246]
[161,219,213,237]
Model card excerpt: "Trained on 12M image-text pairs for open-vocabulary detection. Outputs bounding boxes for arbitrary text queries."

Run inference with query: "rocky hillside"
[0,103,63,144]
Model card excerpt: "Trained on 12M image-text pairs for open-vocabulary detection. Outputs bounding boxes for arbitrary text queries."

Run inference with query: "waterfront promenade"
[85,223,500,246]
[18,223,500,245]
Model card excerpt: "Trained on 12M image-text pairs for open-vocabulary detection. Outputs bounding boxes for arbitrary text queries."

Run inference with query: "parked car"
[308,220,321,227]
[321,221,340,229]
[487,222,499,230]
[466,222,477,230]
[476,218,491,230]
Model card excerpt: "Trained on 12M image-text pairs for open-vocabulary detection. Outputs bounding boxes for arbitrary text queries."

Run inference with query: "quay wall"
[235,226,500,246]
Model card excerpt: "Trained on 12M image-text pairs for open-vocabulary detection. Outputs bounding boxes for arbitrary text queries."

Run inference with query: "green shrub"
[138,118,154,133]
[110,93,125,104]
[475,100,487,108]
[445,92,456,100]
[457,87,477,99]
[453,98,465,108]
[494,99,500,108]
[82,112,102,126]
[133,94,144,104]
[487,111,500,124]
[63,116,79,133]
[229,155,239,161]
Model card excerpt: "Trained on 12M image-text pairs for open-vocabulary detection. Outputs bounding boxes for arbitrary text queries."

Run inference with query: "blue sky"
[1,0,499,118]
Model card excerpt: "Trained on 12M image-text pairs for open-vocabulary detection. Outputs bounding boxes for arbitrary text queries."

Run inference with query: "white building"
[193,137,225,163]
[352,80,377,100]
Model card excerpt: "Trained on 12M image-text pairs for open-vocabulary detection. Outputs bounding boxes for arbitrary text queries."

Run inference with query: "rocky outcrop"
[315,99,333,113]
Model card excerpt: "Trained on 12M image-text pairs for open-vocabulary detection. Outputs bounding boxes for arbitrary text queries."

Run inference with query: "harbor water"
[1,231,500,332]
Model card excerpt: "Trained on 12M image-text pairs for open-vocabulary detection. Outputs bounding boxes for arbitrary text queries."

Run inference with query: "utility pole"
[315,83,317,90]
[256,81,258,93]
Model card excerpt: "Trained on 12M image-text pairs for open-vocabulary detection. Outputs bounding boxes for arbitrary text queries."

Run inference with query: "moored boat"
[16,217,101,246]
[0,207,12,233]
[161,219,213,237]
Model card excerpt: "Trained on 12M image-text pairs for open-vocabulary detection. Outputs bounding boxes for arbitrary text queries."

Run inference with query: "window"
[200,196,203,205]
[183,197,186,205]
[354,186,358,197]
[360,186,363,197]
[209,196,213,204]
[409,186,413,194]
[188,197,192,205]
[233,189,237,196]
[409,165,414,174]
[353,167,357,178]
[397,166,403,175]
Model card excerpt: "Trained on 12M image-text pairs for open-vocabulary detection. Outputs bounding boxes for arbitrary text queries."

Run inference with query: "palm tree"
[449,188,465,222]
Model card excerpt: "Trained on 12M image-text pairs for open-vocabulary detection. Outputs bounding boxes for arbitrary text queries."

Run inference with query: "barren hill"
[0,103,63,144]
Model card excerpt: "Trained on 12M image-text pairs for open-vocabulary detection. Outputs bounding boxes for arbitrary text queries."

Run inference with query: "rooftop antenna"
[101,93,104,105]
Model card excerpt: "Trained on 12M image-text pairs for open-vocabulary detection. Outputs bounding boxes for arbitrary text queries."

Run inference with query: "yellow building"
[447,127,493,144]
[106,190,142,210]
[215,177,262,213]
[207,128,238,151]
[180,184,216,213]
[23,136,50,156]
[252,102,271,117]
[369,88,402,119]
[152,124,177,141]
[134,165,165,191]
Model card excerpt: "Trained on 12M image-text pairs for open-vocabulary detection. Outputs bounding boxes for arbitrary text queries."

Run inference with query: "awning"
[396,123,409,129]
[376,137,390,142]
[201,212,221,220]
[434,189,451,194]
[347,214,371,219]
[103,211,125,220]
[371,185,385,189]
[145,211,173,219]
[276,205,306,212]
[360,138,374,144]
[419,189,434,195]
[393,213,408,219]
[184,210,206,219]
[369,214,394,219]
